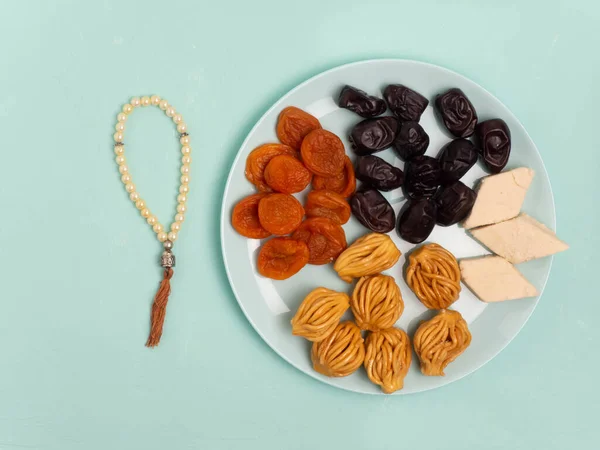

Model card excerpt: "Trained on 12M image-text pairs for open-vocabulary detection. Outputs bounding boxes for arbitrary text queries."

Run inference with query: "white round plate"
[220,59,555,394]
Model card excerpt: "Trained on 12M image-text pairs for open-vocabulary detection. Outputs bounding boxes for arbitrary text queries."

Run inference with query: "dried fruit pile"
[232,82,512,280]
[232,106,356,280]
[339,84,512,243]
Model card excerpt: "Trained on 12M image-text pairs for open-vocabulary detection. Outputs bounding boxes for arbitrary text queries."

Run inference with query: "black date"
[475,118,511,173]
[404,155,441,199]
[383,84,429,122]
[338,85,386,118]
[434,181,476,226]
[435,88,478,138]
[349,116,399,156]
[397,199,437,244]
[438,138,478,183]
[392,121,430,161]
[350,188,396,233]
[355,155,404,191]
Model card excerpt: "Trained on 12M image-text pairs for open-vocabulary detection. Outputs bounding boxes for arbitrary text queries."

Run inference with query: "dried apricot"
[301,129,346,177]
[305,190,351,225]
[276,107,321,150]
[258,193,304,235]
[258,237,309,280]
[292,217,347,265]
[264,154,312,194]
[231,193,272,239]
[312,156,356,198]
[245,143,298,192]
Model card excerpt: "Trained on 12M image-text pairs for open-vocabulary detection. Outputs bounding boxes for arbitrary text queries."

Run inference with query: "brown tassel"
[146,268,174,347]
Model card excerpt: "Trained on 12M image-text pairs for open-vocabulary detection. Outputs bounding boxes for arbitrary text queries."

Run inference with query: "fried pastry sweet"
[364,328,412,393]
[333,233,401,283]
[406,243,461,309]
[351,275,403,331]
[291,288,350,342]
[413,309,471,376]
[311,321,365,377]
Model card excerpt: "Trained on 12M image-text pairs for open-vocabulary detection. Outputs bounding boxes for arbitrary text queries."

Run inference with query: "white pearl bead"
[181,145,191,155]
[118,164,129,174]
[175,213,185,223]
[130,97,141,107]
[159,100,169,110]
[177,193,187,203]
[168,231,178,242]
[180,175,190,185]
[114,132,124,142]
[115,155,126,165]
[157,231,168,242]
[114,145,124,155]
[123,104,133,114]
[180,164,190,175]
[171,222,181,232]
[115,122,125,132]
[151,95,161,105]
[179,184,189,194]
[121,173,132,183]
[177,122,187,133]
[173,114,183,124]
[177,203,187,213]
[180,135,190,145]
[141,208,150,218]
[117,113,128,122]
[166,107,176,118]
[129,191,140,202]
[135,199,146,210]
[141,96,151,106]
[153,223,163,233]
[182,155,191,165]
[125,182,136,193]
[147,215,157,226]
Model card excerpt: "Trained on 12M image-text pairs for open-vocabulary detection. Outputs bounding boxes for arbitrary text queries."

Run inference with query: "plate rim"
[219,58,556,395]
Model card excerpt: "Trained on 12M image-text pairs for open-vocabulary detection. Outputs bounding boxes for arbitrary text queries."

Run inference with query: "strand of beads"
[113,95,190,245]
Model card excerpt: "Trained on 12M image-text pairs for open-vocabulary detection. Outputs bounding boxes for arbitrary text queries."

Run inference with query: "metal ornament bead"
[161,249,176,268]
[163,240,174,250]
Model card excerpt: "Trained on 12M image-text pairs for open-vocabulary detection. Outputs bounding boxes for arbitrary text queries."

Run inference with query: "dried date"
[349,116,399,156]
[435,88,478,138]
[397,199,437,244]
[434,181,476,226]
[404,155,441,199]
[475,118,511,173]
[350,188,395,233]
[384,84,429,122]
[392,121,429,161]
[338,85,386,118]
[355,155,404,191]
[438,138,478,183]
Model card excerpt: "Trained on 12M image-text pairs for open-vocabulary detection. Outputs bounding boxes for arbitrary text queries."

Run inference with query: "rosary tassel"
[146,268,174,347]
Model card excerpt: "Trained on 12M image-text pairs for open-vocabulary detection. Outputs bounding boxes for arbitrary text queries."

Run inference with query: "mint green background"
[0,0,598,449]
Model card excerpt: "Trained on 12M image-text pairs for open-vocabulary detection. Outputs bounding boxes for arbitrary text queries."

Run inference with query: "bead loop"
[113,95,190,244]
